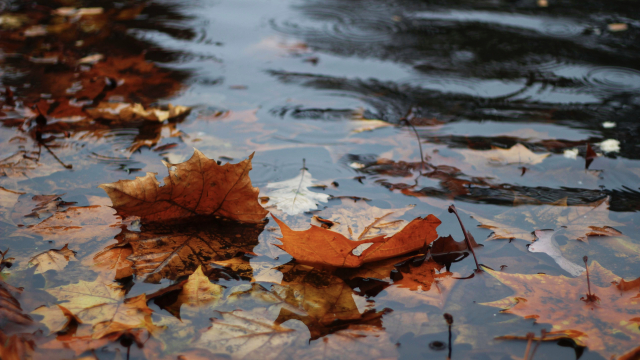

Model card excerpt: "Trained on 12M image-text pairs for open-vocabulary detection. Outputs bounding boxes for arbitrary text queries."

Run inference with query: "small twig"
[40,142,73,169]
[448,205,481,272]
[444,313,453,360]
[528,329,546,360]
[523,332,534,360]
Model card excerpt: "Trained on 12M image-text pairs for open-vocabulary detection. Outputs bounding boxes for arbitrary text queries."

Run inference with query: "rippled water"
[1,0,640,359]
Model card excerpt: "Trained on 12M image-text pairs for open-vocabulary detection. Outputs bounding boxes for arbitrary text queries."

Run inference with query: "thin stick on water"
[444,313,453,360]
[523,332,534,360]
[528,329,546,360]
[448,204,481,272]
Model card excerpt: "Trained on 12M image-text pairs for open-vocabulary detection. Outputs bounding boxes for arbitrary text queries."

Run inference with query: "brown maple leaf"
[272,210,440,267]
[471,196,623,242]
[0,280,34,331]
[482,261,640,358]
[99,149,268,224]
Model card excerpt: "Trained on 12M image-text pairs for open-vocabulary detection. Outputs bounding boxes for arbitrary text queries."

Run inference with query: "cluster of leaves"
[2,147,637,359]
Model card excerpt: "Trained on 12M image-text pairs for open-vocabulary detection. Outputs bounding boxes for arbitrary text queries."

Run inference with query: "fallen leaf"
[263,168,330,215]
[40,276,158,339]
[91,239,134,280]
[0,280,34,330]
[29,244,77,274]
[272,263,387,339]
[272,210,440,267]
[118,217,265,282]
[460,143,550,166]
[99,149,268,224]
[471,196,623,242]
[12,194,77,226]
[431,234,481,255]
[306,200,416,241]
[163,266,224,318]
[86,102,190,122]
[0,331,36,360]
[528,230,585,276]
[482,261,640,358]
[193,309,305,359]
[302,324,398,360]
[16,205,122,246]
[380,256,456,308]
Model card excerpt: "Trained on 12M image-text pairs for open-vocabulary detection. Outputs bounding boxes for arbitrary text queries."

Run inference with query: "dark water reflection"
[1,0,640,359]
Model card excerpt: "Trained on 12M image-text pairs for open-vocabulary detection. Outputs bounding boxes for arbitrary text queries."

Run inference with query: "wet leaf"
[431,234,481,255]
[194,309,305,359]
[482,261,640,358]
[163,266,224,318]
[40,276,158,339]
[460,143,550,166]
[471,196,623,242]
[273,263,387,339]
[380,256,456,308]
[99,149,268,224]
[262,168,330,215]
[528,230,585,276]
[0,280,34,330]
[119,216,265,282]
[272,209,440,267]
[29,244,77,274]
[86,102,190,122]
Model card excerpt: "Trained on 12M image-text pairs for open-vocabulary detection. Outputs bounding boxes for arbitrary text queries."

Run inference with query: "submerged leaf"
[29,244,77,274]
[86,102,190,122]
[482,261,640,357]
[263,169,330,215]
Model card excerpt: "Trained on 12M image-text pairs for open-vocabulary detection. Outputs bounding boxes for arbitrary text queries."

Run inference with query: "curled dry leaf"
[99,149,268,224]
[471,196,622,242]
[482,261,640,358]
[272,210,440,267]
[29,244,77,274]
[86,102,190,122]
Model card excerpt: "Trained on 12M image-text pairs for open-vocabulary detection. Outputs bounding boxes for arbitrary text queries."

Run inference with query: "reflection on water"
[1,0,640,358]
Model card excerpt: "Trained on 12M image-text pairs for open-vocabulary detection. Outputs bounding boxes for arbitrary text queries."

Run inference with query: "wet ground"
[1,0,640,359]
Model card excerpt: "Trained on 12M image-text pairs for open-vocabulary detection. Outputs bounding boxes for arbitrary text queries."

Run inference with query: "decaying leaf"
[117,216,265,282]
[471,196,623,242]
[40,276,158,339]
[29,244,77,273]
[0,280,34,330]
[99,149,268,223]
[303,324,398,360]
[482,261,640,358]
[16,205,122,246]
[91,240,134,280]
[272,209,440,267]
[262,168,329,216]
[431,234,480,255]
[194,309,304,359]
[86,102,190,122]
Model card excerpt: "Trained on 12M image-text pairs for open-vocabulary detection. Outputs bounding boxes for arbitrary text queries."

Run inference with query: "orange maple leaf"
[482,262,640,358]
[272,213,440,267]
[99,149,268,224]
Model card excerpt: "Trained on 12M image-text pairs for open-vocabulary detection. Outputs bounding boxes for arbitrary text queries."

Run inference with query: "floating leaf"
[263,168,329,216]
[99,149,268,224]
[29,244,77,274]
